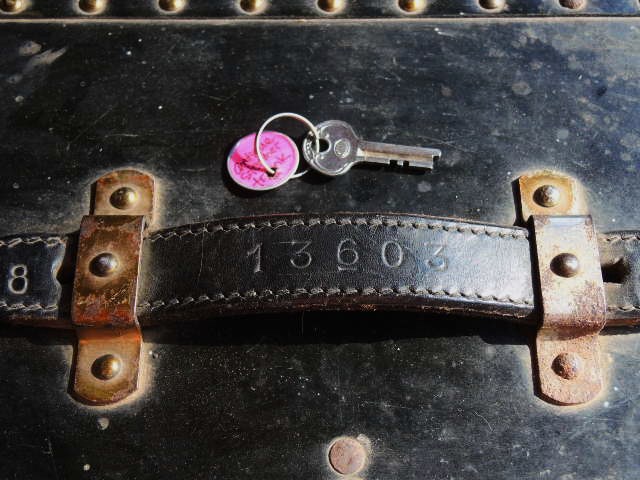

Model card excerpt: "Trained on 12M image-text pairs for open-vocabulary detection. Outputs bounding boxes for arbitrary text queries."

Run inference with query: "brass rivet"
[317,0,346,13]
[559,0,585,8]
[239,0,267,14]
[0,0,25,13]
[552,352,582,380]
[92,354,122,380]
[533,184,561,208]
[479,0,505,9]
[158,0,186,12]
[78,0,107,14]
[398,0,427,13]
[328,437,367,476]
[110,187,139,210]
[90,253,119,277]
[551,253,580,278]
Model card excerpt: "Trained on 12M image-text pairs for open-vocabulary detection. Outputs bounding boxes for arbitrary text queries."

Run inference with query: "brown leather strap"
[3,213,640,328]
[137,213,535,325]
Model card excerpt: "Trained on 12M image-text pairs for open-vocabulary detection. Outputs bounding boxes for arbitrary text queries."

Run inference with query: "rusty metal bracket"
[71,170,154,405]
[517,170,588,220]
[532,216,606,405]
[519,171,606,405]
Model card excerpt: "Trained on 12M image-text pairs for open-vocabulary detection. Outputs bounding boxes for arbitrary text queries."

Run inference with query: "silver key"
[302,120,441,176]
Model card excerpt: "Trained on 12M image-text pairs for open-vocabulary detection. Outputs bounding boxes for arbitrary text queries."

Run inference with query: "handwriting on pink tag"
[227,131,299,191]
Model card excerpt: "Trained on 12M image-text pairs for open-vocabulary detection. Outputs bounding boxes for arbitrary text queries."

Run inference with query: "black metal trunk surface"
[0,14,639,480]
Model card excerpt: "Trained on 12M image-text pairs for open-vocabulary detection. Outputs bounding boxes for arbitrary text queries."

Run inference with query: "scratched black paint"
[0,13,639,480]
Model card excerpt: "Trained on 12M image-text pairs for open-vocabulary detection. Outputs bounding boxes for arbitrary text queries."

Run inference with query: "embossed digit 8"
[8,264,28,294]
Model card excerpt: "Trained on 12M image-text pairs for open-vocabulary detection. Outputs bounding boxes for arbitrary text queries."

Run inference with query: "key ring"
[256,112,320,177]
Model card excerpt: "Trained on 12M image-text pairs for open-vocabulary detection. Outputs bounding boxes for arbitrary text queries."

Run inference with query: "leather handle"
[138,213,535,324]
[2,213,640,328]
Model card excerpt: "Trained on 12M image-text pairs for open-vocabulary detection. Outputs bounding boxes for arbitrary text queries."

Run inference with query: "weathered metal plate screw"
[158,0,186,12]
[91,354,122,380]
[0,0,24,13]
[398,0,427,13]
[239,0,267,13]
[534,184,561,208]
[78,0,107,14]
[551,253,580,278]
[328,437,367,476]
[90,253,119,277]
[110,187,139,210]
[552,352,583,380]
[479,0,505,10]
[317,0,346,13]
[559,0,585,9]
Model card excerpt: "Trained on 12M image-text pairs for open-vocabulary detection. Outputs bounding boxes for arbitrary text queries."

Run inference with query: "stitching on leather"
[0,301,58,312]
[602,234,640,242]
[0,236,65,248]
[138,287,534,311]
[607,304,640,312]
[148,218,529,242]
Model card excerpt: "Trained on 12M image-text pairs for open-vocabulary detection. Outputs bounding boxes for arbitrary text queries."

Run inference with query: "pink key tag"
[227,131,300,191]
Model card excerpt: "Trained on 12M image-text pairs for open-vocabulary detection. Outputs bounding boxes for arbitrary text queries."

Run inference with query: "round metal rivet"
[317,0,345,13]
[90,253,119,277]
[551,253,580,278]
[533,185,561,208]
[398,0,427,13]
[239,0,267,13]
[0,0,24,13]
[479,0,505,9]
[552,352,582,380]
[328,437,367,476]
[91,354,122,381]
[78,0,107,14]
[110,187,139,210]
[533,184,561,208]
[158,0,186,12]
[559,0,585,8]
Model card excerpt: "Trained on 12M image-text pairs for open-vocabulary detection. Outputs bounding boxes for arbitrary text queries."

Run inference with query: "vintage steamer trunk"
[1,1,640,478]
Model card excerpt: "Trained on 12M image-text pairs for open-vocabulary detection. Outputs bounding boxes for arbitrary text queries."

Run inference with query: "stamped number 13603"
[246,239,448,274]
